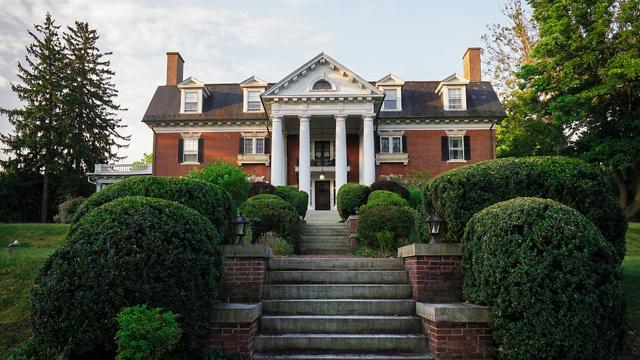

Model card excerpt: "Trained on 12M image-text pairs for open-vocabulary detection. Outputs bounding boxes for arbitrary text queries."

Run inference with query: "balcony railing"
[296,158,335,166]
[92,163,153,175]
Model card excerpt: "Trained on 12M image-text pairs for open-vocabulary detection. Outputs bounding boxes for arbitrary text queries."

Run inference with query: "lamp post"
[230,213,249,245]
[427,213,443,244]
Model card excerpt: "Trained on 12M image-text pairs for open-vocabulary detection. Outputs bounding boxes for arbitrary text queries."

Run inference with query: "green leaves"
[186,161,251,209]
[116,305,182,360]
[336,183,370,221]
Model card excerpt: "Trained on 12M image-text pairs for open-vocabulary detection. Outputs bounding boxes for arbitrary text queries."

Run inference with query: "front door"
[315,181,331,210]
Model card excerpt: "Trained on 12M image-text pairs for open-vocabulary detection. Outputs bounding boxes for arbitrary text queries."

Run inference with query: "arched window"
[312,79,332,91]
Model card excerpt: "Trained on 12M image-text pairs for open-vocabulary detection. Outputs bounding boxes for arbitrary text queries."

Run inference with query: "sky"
[0,0,507,163]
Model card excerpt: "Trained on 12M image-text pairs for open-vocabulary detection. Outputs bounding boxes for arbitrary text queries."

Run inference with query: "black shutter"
[441,136,449,161]
[178,138,184,163]
[264,138,271,154]
[198,138,204,163]
[464,136,471,160]
[402,135,408,153]
[238,137,244,154]
[374,134,380,153]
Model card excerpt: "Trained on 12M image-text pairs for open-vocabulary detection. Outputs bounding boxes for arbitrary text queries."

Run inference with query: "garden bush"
[248,181,275,197]
[53,195,84,224]
[239,194,301,250]
[367,190,410,208]
[407,188,422,209]
[186,161,251,208]
[357,203,415,251]
[274,185,309,218]
[370,180,410,200]
[427,156,627,262]
[258,231,294,256]
[72,176,235,244]
[336,183,370,220]
[116,305,182,360]
[31,196,223,359]
[463,197,624,359]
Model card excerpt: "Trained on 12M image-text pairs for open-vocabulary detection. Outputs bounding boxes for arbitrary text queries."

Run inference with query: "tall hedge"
[72,176,235,244]
[31,196,223,359]
[274,185,309,218]
[239,194,301,250]
[337,183,370,220]
[427,156,627,261]
[463,197,624,359]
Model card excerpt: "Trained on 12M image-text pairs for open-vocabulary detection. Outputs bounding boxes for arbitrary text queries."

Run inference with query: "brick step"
[251,353,433,360]
[267,271,408,284]
[269,258,404,271]
[253,334,428,353]
[259,315,422,334]
[262,299,417,316]
[263,284,412,299]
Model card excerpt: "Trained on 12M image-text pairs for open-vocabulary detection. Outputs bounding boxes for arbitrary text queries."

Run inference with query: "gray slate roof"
[142,81,505,123]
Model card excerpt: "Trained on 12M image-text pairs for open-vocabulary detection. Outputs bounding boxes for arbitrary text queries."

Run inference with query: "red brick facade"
[424,320,493,360]
[209,322,257,356]
[218,257,268,303]
[403,255,463,303]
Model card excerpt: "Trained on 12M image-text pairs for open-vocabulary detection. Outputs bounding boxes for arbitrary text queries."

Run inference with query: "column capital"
[298,114,310,122]
[362,113,376,120]
[270,115,283,122]
[334,114,347,121]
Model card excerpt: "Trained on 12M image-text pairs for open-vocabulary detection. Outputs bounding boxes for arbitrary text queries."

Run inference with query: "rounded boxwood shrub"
[370,180,410,200]
[367,190,410,208]
[463,197,624,359]
[72,176,235,244]
[31,196,223,359]
[239,194,301,250]
[357,203,415,250]
[337,183,370,220]
[186,161,251,208]
[249,181,275,197]
[274,185,309,218]
[428,156,627,261]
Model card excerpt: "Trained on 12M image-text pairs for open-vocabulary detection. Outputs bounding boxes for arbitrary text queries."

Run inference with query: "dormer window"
[447,88,463,110]
[178,77,207,114]
[240,75,268,113]
[246,90,262,111]
[312,80,332,91]
[436,74,469,111]
[383,89,399,110]
[184,91,200,112]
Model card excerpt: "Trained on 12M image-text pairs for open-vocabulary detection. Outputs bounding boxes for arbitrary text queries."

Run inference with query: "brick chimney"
[166,51,184,86]
[463,48,481,81]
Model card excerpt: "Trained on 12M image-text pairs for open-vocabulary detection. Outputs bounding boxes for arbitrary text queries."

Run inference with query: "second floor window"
[184,91,199,112]
[247,90,261,111]
[183,138,199,163]
[241,137,265,154]
[380,136,403,154]
[448,88,463,110]
[383,89,398,110]
[448,136,464,160]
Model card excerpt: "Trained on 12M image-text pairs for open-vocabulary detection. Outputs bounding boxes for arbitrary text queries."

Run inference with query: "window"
[380,136,403,153]
[183,138,199,163]
[312,80,332,91]
[184,91,199,112]
[383,89,398,110]
[447,88,463,110]
[448,136,464,160]
[242,137,265,154]
[247,90,262,111]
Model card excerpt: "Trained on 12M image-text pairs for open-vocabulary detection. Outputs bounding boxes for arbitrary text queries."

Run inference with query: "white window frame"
[444,86,467,111]
[380,135,403,154]
[183,138,200,164]
[380,86,402,111]
[243,88,265,112]
[242,137,266,155]
[180,89,203,114]
[448,136,465,160]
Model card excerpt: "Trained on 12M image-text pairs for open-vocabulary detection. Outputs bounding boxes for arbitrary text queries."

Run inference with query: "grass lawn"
[0,223,69,357]
[624,222,640,333]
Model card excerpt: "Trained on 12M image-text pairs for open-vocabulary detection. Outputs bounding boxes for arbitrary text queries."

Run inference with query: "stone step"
[267,271,408,284]
[301,236,348,241]
[252,354,433,360]
[262,299,417,316]
[260,315,422,334]
[299,249,351,255]
[253,334,428,353]
[299,245,351,252]
[269,258,404,271]
[263,284,412,299]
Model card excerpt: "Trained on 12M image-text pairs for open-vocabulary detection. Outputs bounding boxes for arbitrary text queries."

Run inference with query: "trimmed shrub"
[53,195,84,224]
[407,188,422,209]
[337,183,370,220]
[274,186,309,218]
[116,305,182,360]
[357,203,415,250]
[31,197,223,358]
[249,181,275,197]
[258,231,294,256]
[239,194,301,250]
[72,176,235,244]
[371,180,410,200]
[427,156,627,261]
[463,197,624,359]
[186,161,251,208]
[367,190,410,208]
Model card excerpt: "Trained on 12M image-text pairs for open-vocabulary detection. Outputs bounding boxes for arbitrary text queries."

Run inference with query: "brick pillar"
[398,243,463,302]
[219,245,271,303]
[210,303,261,356]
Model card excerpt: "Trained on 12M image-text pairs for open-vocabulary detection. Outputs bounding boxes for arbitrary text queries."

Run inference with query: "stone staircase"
[299,210,350,255]
[252,258,433,359]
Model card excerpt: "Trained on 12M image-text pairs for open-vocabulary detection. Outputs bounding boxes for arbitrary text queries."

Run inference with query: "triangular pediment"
[240,75,268,88]
[377,73,405,86]
[177,76,205,88]
[436,73,469,94]
[262,53,383,98]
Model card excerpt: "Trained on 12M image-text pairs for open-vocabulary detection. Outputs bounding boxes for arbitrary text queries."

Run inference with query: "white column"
[298,115,311,207]
[362,114,376,185]
[334,114,348,194]
[270,116,285,186]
